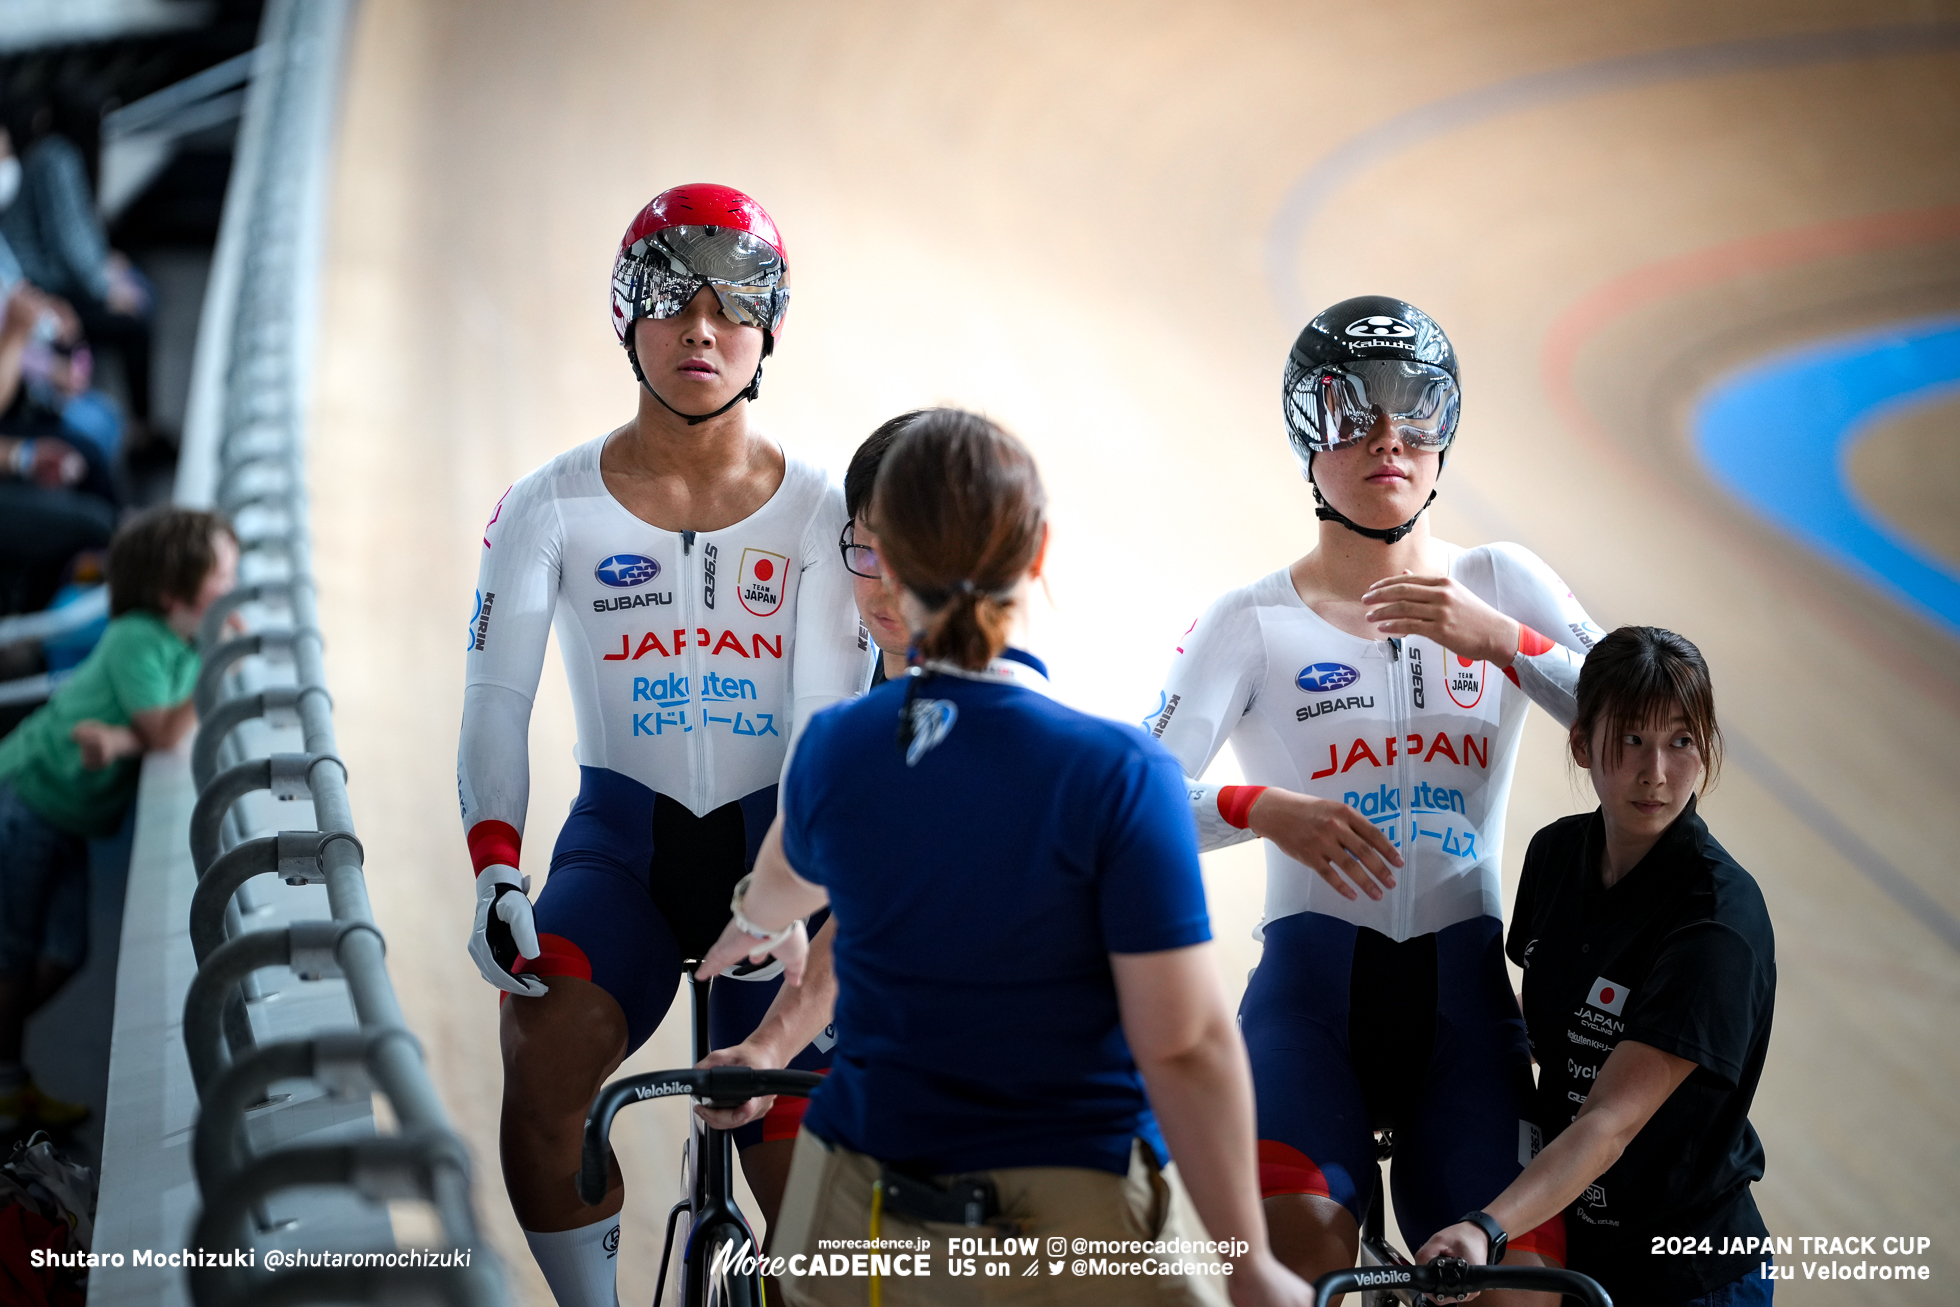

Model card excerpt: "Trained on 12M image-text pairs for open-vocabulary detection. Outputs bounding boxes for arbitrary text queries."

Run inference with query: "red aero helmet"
[610,183,791,349]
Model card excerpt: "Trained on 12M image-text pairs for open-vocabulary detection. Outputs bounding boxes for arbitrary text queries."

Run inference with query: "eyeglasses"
[1283,358,1460,453]
[838,520,882,580]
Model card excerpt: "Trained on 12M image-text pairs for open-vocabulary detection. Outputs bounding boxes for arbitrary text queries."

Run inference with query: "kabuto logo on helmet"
[1345,315,1416,339]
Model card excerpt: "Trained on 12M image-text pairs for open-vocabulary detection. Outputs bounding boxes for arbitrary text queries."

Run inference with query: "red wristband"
[466,820,522,875]
[1218,785,1267,830]
[1516,624,1555,657]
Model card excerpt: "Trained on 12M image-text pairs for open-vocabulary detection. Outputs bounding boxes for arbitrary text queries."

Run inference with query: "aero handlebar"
[578,1067,823,1205]
[1312,1258,1613,1307]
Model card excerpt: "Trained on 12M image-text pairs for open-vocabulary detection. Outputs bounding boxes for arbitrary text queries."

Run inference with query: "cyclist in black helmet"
[1148,296,1602,1299]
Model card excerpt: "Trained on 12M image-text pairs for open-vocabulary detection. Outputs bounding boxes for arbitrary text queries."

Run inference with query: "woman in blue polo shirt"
[698,408,1312,1307]
[1418,627,1776,1306]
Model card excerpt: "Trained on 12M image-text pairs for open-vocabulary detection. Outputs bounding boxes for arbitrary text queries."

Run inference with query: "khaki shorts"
[773,1128,1234,1307]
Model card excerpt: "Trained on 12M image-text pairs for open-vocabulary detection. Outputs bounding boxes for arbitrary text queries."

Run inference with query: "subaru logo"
[1345,315,1414,339]
[595,554,661,588]
[1297,662,1360,692]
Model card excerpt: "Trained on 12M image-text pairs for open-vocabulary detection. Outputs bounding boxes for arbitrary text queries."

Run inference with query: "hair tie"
[954,579,976,595]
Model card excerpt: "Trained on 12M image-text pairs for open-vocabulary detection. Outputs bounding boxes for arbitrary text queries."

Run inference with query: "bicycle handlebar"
[578,1067,823,1205]
[1312,1258,1612,1307]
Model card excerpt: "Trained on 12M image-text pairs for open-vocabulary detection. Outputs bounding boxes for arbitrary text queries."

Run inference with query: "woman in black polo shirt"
[1418,627,1776,1305]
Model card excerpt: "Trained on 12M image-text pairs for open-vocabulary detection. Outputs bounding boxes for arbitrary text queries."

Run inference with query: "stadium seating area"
[0,0,261,1195]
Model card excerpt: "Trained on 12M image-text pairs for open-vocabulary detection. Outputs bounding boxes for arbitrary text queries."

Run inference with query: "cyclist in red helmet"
[458,183,868,1307]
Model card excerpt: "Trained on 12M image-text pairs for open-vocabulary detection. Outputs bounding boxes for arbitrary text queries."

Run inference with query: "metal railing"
[159,3,507,1303]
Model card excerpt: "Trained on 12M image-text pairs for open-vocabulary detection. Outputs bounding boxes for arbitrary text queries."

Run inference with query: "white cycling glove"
[469,863,548,997]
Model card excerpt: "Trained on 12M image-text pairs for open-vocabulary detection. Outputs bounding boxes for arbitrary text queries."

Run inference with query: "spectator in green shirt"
[0,506,236,1128]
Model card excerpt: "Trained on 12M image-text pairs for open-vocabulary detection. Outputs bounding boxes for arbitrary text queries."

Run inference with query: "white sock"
[523,1216,621,1307]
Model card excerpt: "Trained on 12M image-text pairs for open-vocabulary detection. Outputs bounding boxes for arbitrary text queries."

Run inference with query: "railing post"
[141,2,510,1300]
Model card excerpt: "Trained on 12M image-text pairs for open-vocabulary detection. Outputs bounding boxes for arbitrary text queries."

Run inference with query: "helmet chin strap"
[1307,451,1440,546]
[625,338,766,426]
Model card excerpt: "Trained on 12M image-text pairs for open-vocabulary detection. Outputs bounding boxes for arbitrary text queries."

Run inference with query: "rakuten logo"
[1342,784,1465,817]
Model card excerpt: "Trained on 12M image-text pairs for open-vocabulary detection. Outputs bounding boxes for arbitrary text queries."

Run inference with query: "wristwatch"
[728,873,794,950]
[1459,1210,1508,1265]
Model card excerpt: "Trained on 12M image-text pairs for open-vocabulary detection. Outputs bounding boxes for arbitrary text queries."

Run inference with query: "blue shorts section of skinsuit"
[532,765,832,1150]
[1239,910,1534,1248]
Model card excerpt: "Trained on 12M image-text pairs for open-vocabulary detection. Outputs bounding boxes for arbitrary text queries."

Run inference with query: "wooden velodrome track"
[309,3,1960,1301]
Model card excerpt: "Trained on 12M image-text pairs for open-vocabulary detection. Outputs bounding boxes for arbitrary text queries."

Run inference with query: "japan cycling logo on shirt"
[1445,655,1486,709]
[595,554,661,588]
[1586,977,1629,1017]
[738,548,788,616]
[1297,662,1360,693]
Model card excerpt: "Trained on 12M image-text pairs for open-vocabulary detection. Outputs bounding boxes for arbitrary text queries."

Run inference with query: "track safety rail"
[154,2,508,1303]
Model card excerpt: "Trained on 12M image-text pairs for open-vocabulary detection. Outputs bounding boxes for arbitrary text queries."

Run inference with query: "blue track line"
[1693,317,1960,641]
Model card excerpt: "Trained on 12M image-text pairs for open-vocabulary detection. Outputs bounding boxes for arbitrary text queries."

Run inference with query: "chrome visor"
[625,224,788,332]
[1284,359,1460,453]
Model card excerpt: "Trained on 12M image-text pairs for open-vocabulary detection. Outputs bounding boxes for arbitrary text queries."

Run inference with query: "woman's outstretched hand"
[696,916,811,985]
[691,1037,783,1130]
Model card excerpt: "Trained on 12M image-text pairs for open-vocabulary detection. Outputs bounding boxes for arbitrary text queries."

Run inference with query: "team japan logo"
[1586,976,1629,1017]
[1345,315,1415,339]
[595,554,661,588]
[738,548,788,617]
[1445,654,1486,709]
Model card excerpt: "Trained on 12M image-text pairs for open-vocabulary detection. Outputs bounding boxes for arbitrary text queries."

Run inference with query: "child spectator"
[0,507,236,1128]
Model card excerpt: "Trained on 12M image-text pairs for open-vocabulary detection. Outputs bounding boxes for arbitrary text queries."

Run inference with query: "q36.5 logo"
[595,554,661,588]
[1297,662,1360,693]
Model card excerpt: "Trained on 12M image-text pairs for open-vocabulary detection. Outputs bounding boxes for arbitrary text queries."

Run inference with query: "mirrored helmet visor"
[1287,359,1460,453]
[630,224,787,331]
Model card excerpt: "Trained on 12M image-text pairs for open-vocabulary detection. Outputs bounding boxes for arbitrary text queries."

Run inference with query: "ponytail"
[870,409,1046,672]
[910,583,1016,669]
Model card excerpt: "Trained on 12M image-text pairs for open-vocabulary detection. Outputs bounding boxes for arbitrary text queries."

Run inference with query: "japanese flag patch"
[738,548,789,617]
[1586,976,1629,1016]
